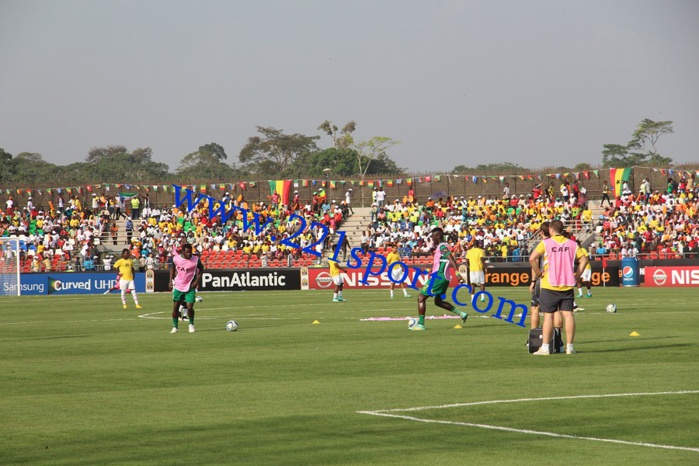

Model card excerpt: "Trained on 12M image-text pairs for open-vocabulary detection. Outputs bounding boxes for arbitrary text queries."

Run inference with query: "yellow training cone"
[629,331,640,337]
[453,324,463,329]
[312,320,320,324]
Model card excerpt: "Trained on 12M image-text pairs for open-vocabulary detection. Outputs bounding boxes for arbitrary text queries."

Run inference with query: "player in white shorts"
[329,251,347,302]
[386,246,411,298]
[576,241,593,298]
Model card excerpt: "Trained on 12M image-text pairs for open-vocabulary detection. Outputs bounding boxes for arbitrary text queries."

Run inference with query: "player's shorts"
[390,264,407,282]
[332,275,343,286]
[530,281,541,307]
[173,288,196,304]
[469,271,485,285]
[581,269,592,282]
[420,276,449,298]
[119,279,135,292]
[539,288,575,313]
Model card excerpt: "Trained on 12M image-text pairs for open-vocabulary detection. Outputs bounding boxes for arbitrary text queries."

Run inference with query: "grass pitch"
[1,287,698,465]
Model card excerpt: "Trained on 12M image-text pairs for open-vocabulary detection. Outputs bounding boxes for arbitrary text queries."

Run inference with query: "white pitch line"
[357,411,699,453]
[358,390,699,453]
[369,390,699,413]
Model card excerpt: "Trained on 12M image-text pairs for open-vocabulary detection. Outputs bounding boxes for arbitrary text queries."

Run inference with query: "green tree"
[451,165,471,173]
[289,148,359,178]
[198,142,228,161]
[318,120,356,149]
[365,152,402,175]
[0,148,14,182]
[602,119,674,167]
[351,136,401,180]
[176,144,240,181]
[86,145,128,163]
[474,162,525,173]
[70,146,171,182]
[627,119,674,166]
[239,127,319,177]
[602,144,644,168]
[5,153,57,184]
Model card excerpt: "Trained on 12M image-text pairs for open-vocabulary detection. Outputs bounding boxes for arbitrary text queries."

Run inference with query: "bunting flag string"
[0,166,686,202]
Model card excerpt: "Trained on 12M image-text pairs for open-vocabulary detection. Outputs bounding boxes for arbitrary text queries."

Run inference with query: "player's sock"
[390,290,394,298]
[172,318,178,328]
[540,343,550,352]
[120,291,126,305]
[418,315,425,326]
[403,289,409,297]
[333,293,338,300]
[338,291,343,298]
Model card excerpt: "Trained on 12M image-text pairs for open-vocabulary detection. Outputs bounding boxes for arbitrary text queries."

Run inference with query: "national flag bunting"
[609,167,632,197]
[268,180,292,205]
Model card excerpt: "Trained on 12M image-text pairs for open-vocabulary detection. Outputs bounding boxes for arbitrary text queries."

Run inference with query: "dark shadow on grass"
[581,343,690,353]
[7,335,89,342]
[583,336,679,344]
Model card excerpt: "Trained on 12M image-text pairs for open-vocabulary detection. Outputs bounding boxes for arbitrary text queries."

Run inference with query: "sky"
[1,0,698,175]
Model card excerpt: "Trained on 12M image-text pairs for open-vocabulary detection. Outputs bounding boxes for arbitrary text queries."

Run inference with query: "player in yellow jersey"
[465,240,487,303]
[113,248,141,309]
[576,241,592,298]
[386,245,411,298]
[328,245,348,302]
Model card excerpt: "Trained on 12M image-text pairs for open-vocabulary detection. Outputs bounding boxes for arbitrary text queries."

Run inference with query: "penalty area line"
[356,410,699,453]
[357,390,699,453]
[367,390,699,413]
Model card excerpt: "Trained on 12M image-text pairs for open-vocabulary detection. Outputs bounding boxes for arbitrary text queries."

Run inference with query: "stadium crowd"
[593,175,699,259]
[1,174,697,272]
[0,189,348,272]
[360,180,594,262]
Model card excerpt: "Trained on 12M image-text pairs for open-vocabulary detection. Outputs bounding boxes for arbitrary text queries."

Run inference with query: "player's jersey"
[328,259,342,277]
[534,235,586,291]
[465,247,485,272]
[386,251,400,265]
[431,243,452,280]
[114,258,134,281]
[172,248,201,292]
[580,248,592,271]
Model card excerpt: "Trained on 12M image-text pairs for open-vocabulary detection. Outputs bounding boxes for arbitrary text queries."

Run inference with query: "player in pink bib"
[169,242,203,334]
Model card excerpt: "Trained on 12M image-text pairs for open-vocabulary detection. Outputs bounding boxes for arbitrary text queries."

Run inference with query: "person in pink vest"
[529,220,588,355]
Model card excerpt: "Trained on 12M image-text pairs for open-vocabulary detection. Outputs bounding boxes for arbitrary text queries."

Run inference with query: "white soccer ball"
[407,317,418,329]
[606,304,617,314]
[195,295,203,303]
[226,320,239,332]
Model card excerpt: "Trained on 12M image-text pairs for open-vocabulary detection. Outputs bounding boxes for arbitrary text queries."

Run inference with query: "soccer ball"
[226,320,239,332]
[407,317,418,329]
[606,304,617,314]
[195,295,203,303]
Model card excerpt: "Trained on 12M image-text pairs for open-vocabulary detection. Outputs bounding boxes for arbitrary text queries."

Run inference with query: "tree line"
[0,120,402,185]
[0,118,679,185]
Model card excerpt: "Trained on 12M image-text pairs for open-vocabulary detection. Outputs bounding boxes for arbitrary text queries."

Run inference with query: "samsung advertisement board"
[17,273,146,296]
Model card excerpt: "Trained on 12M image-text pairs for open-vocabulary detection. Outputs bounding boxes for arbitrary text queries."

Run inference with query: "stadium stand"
[1,175,697,272]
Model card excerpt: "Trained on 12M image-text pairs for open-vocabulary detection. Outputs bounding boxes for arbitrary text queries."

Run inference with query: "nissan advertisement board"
[644,266,699,287]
